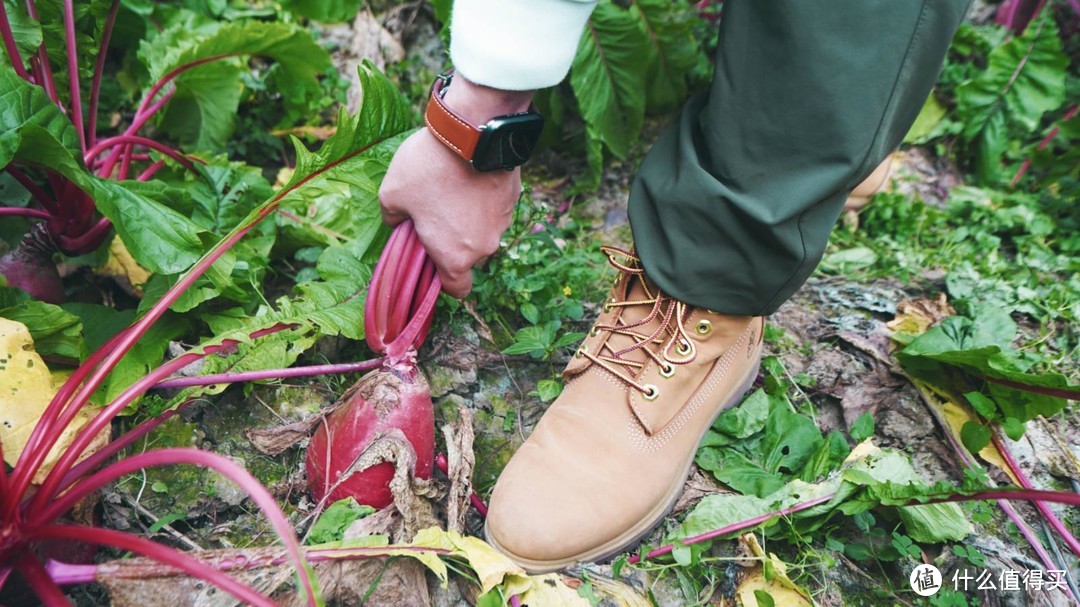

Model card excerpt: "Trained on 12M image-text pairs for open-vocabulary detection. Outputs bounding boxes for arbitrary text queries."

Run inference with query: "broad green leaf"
[502,321,559,358]
[133,64,409,410]
[0,300,82,359]
[956,13,1066,182]
[704,387,770,444]
[535,379,562,403]
[679,442,971,546]
[697,392,824,498]
[898,502,971,543]
[1,64,208,273]
[276,135,400,256]
[280,0,361,23]
[800,430,850,482]
[90,179,207,274]
[138,20,333,135]
[0,1,43,71]
[0,64,80,165]
[897,312,1077,428]
[1001,416,1025,441]
[849,412,875,442]
[960,421,991,455]
[306,498,375,545]
[62,303,133,355]
[628,0,700,114]
[163,246,372,408]
[571,1,649,159]
[156,60,244,153]
[903,92,948,144]
[96,313,187,406]
[282,64,411,191]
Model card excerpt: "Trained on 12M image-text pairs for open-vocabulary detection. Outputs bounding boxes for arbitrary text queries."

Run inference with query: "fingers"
[377,179,408,227]
[429,235,501,299]
[437,265,474,299]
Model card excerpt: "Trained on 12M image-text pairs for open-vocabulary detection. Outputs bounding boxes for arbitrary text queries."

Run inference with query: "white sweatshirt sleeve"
[449,0,598,91]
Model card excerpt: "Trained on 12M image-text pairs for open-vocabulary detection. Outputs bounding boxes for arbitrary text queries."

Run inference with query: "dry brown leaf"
[246,415,324,456]
[269,125,337,140]
[442,405,476,533]
[886,295,955,336]
[281,557,430,607]
[461,300,496,345]
[344,11,405,113]
[328,429,442,541]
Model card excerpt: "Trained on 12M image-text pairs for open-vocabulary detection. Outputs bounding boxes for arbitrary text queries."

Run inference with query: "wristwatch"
[424,71,545,172]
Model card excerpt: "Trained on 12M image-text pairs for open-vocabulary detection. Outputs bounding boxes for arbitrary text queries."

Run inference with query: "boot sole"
[484,337,764,574]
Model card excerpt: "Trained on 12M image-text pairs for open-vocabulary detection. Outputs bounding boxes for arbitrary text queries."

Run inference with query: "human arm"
[378,0,597,298]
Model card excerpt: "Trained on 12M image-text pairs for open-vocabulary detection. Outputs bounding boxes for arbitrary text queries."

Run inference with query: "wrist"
[440,72,534,125]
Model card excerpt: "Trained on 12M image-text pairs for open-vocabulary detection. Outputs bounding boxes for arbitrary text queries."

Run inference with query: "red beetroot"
[305,364,435,508]
[0,225,64,303]
[306,221,441,509]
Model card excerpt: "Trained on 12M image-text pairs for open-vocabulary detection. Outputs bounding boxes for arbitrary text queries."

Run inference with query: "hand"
[378,74,533,298]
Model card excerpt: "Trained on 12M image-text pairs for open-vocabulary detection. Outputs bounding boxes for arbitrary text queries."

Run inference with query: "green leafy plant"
[430,0,712,189]
[0,53,411,603]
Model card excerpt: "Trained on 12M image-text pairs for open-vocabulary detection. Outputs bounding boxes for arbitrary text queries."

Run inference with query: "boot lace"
[576,247,698,399]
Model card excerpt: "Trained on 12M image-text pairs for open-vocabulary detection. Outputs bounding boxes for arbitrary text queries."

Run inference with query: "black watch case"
[472,112,545,172]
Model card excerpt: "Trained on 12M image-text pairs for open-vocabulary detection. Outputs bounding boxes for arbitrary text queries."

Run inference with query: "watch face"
[473,113,545,172]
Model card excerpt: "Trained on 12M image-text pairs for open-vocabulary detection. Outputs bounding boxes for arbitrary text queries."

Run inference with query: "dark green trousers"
[628,0,970,316]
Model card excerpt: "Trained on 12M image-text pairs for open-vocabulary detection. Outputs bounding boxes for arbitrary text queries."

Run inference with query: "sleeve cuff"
[449,0,597,91]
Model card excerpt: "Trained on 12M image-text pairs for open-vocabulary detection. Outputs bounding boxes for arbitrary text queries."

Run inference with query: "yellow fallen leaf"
[910,379,1020,486]
[515,573,591,606]
[736,534,815,607]
[408,527,602,604]
[410,527,526,594]
[95,237,152,296]
[0,318,104,483]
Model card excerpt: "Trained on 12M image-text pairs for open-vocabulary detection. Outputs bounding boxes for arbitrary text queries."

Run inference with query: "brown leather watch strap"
[424,74,481,162]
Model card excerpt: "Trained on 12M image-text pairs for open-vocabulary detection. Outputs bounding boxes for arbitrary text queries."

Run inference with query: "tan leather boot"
[484,247,764,573]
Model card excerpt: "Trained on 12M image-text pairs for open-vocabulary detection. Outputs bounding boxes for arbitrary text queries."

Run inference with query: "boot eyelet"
[659,363,675,378]
[695,320,713,336]
[576,345,588,358]
[603,297,617,313]
[589,326,601,337]
[675,340,692,356]
[642,384,659,401]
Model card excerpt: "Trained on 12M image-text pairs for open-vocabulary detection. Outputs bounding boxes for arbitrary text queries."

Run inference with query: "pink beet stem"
[0,207,50,219]
[29,324,293,514]
[6,167,56,212]
[32,447,317,605]
[153,358,384,390]
[10,139,381,518]
[31,525,281,607]
[14,554,68,607]
[991,428,1080,557]
[0,2,29,79]
[629,488,1080,566]
[87,0,120,147]
[62,0,86,154]
[84,135,198,172]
